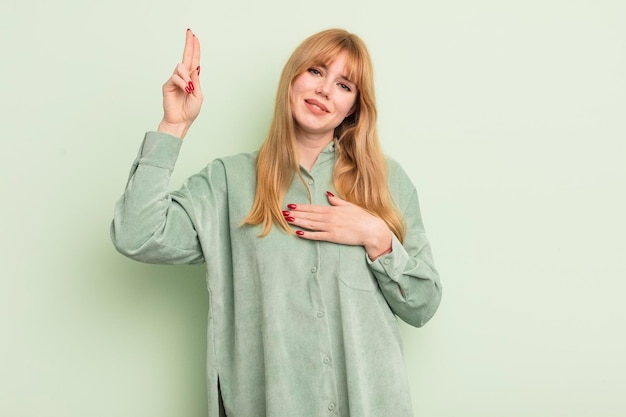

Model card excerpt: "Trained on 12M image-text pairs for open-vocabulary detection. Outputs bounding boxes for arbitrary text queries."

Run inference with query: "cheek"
[341,96,357,115]
[289,91,296,108]
[290,81,307,106]
[289,87,301,111]
[291,75,308,94]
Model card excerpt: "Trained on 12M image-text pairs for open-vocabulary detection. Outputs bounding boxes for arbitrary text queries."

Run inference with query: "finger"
[326,191,349,206]
[285,203,330,214]
[182,28,194,70]
[172,62,202,96]
[165,72,189,94]
[285,212,331,233]
[285,211,327,226]
[191,34,201,79]
[295,230,334,241]
[174,62,192,84]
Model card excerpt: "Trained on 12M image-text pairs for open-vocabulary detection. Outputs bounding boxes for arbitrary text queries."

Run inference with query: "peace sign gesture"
[158,28,203,139]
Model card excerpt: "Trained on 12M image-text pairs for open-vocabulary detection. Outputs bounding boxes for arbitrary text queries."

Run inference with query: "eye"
[308,68,322,76]
[339,83,352,92]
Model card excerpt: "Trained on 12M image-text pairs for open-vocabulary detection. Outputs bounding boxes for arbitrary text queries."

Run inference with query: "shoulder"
[217,151,257,170]
[215,151,258,181]
[385,156,403,175]
[384,156,414,190]
[384,155,419,211]
[179,151,258,206]
[184,151,256,190]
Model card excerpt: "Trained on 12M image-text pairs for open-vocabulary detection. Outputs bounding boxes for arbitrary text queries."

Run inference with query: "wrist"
[365,228,393,261]
[157,120,190,139]
[368,244,392,262]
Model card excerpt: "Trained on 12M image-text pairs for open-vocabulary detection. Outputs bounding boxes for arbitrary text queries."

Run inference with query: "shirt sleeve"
[367,160,442,328]
[110,131,205,265]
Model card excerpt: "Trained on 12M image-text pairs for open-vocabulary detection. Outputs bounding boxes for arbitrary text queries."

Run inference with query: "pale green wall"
[1,0,625,416]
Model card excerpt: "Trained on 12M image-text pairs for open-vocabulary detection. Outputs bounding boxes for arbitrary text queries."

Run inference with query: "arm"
[110,132,204,264]
[110,29,205,264]
[366,177,442,328]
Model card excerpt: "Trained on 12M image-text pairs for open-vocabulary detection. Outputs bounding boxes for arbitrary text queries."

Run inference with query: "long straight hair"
[242,28,406,242]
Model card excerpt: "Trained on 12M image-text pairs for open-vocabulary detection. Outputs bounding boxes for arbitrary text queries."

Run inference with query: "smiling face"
[290,52,358,144]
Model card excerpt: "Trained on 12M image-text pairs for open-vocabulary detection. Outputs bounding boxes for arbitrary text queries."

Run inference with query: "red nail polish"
[326,191,335,197]
[287,204,297,210]
[188,81,194,91]
[282,211,290,216]
[185,86,191,94]
[286,217,295,222]
[296,230,304,236]
[197,66,201,76]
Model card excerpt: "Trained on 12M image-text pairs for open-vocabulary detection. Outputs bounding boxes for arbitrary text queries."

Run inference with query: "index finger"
[182,28,195,70]
[286,203,330,214]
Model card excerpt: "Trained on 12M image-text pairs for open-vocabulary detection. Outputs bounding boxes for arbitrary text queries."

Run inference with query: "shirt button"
[383,259,391,265]
[323,356,331,364]
[308,179,314,185]
[328,403,336,411]
[317,311,325,318]
[311,266,318,273]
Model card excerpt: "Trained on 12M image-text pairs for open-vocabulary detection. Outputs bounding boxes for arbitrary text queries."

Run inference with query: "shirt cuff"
[136,131,184,171]
[367,233,409,283]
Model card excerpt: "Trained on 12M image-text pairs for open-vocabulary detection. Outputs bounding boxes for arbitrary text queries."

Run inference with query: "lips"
[304,99,329,114]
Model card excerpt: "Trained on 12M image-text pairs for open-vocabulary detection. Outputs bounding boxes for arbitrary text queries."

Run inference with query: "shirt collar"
[320,139,336,154]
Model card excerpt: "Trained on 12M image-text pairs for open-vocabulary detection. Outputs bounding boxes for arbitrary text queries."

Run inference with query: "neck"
[295,130,334,171]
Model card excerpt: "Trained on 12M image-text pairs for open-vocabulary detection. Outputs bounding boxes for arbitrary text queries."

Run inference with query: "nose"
[316,86,328,99]
[316,79,332,99]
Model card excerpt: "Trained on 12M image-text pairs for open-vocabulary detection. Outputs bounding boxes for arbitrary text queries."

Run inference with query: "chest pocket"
[338,245,376,292]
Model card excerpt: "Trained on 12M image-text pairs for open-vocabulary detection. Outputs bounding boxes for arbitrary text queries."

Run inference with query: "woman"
[112,27,441,417]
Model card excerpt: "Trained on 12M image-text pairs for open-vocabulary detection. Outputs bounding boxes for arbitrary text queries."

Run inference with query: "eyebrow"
[341,75,355,84]
[317,63,355,85]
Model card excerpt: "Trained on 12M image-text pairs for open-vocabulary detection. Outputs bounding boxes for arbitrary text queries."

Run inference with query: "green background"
[1,0,625,416]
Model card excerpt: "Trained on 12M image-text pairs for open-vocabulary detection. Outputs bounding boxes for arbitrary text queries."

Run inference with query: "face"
[290,52,358,142]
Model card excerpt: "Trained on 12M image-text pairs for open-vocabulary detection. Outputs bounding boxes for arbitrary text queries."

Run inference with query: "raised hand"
[158,28,203,139]
[283,192,393,260]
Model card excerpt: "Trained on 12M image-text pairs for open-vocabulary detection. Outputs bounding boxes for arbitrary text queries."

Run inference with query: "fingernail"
[188,81,194,91]
[285,217,295,222]
[326,191,335,197]
[287,204,297,210]
[282,211,290,216]
[296,230,304,236]
[187,28,191,32]
[185,86,192,94]
[197,66,201,76]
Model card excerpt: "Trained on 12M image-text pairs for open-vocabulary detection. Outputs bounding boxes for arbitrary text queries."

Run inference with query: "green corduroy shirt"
[111,131,442,417]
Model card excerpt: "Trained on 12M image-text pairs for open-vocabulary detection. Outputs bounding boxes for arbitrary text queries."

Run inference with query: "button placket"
[309,227,340,415]
[299,154,341,415]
